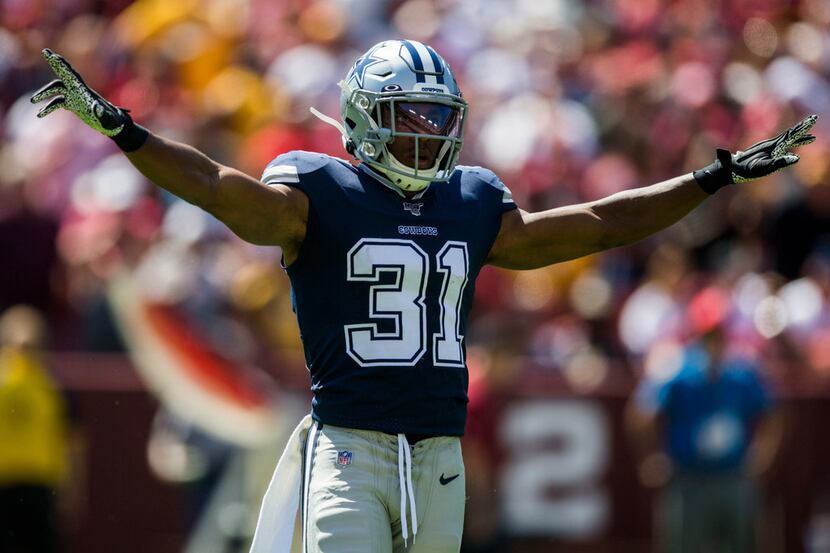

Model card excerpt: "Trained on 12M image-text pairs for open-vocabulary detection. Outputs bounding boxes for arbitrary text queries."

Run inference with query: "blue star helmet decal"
[351,52,385,89]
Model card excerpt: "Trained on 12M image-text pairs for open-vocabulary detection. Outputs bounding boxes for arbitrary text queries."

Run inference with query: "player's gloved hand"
[694,114,818,194]
[30,48,148,152]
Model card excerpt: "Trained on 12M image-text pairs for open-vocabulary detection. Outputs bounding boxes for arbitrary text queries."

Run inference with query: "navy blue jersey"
[261,151,516,436]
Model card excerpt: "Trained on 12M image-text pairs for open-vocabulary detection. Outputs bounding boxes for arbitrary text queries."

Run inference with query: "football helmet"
[312,40,467,192]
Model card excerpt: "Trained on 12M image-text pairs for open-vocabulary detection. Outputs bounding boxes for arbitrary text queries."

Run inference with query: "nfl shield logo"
[403,202,423,216]
[337,450,353,467]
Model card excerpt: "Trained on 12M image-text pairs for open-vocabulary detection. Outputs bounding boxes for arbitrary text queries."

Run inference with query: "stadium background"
[1,0,830,551]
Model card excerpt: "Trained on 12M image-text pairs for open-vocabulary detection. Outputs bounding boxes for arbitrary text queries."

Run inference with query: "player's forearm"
[124,131,224,213]
[489,174,709,270]
[123,132,307,248]
[587,173,708,249]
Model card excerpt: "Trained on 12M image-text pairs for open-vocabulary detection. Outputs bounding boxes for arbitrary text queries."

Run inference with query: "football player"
[31,41,816,553]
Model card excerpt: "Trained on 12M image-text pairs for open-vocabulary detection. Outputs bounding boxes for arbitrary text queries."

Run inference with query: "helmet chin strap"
[309,106,347,138]
[307,81,353,140]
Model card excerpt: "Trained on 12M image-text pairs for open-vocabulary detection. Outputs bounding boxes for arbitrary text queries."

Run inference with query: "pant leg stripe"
[301,422,320,553]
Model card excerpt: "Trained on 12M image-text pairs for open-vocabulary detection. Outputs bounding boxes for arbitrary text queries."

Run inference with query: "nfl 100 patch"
[336,450,353,467]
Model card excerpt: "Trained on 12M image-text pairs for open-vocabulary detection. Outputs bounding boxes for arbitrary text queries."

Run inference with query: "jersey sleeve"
[494,177,517,212]
[260,151,335,188]
[478,167,518,212]
[261,152,302,186]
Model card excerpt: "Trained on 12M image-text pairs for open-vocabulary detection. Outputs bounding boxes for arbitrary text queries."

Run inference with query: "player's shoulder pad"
[261,150,343,185]
[456,165,516,207]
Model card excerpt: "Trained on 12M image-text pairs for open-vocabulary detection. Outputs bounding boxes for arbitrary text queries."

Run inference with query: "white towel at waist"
[249,414,313,553]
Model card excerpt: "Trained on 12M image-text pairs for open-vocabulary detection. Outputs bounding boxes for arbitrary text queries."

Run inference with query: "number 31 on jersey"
[344,238,468,368]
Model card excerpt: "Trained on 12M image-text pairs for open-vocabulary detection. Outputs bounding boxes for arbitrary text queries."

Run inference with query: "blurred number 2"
[500,399,610,537]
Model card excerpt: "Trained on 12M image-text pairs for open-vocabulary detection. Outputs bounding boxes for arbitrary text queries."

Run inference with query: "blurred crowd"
[1,0,830,395]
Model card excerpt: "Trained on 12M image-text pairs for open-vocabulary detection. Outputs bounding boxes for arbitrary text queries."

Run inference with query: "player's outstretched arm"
[487,115,818,270]
[30,49,307,253]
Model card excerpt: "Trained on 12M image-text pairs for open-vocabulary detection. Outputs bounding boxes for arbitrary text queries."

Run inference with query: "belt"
[401,432,434,444]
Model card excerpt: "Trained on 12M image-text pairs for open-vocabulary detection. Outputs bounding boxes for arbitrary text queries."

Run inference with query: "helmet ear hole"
[345,117,356,131]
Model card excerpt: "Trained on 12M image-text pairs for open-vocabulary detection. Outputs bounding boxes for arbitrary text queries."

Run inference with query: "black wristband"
[693,148,733,194]
[111,117,149,152]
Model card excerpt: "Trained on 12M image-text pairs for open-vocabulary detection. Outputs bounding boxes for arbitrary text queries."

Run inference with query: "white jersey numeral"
[344,239,469,367]
[345,239,429,366]
[433,242,468,366]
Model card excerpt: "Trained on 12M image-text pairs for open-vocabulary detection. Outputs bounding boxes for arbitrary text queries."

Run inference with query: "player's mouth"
[417,152,436,168]
[391,138,440,169]
[413,140,440,169]
[405,151,437,169]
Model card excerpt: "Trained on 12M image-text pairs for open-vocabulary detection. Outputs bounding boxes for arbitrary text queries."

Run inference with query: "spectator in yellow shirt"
[0,305,70,553]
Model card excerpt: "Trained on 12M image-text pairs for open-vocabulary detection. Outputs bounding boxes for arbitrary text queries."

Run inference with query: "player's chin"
[417,156,438,169]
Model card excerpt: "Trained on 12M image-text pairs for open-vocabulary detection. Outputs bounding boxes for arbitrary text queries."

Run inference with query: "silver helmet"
[314,40,467,192]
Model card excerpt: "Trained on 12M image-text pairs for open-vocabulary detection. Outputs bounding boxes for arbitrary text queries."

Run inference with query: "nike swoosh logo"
[439,473,460,486]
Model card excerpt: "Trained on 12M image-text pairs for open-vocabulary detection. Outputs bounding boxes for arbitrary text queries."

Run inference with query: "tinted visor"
[382,102,462,138]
